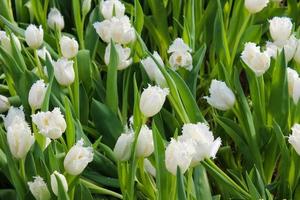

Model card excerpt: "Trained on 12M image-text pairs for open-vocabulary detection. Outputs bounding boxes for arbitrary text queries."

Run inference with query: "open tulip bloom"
[2,0,300,199]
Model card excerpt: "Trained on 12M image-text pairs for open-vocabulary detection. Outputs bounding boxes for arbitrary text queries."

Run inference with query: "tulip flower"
[37,47,52,61]
[28,176,51,200]
[50,171,68,196]
[47,8,64,31]
[289,124,300,155]
[59,36,79,59]
[287,68,300,104]
[114,130,134,161]
[244,0,269,14]
[25,24,44,49]
[168,38,193,71]
[2,106,25,130]
[82,0,92,15]
[28,80,47,110]
[0,95,10,113]
[104,43,132,70]
[100,0,125,19]
[136,125,154,158]
[0,31,21,53]
[269,17,293,44]
[52,58,75,86]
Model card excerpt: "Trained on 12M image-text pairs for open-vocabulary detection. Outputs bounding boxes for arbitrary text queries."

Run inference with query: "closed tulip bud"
[139,85,169,117]
[289,124,300,155]
[204,80,236,111]
[269,17,293,43]
[282,35,298,62]
[59,36,78,59]
[114,130,134,161]
[50,171,68,196]
[179,123,221,165]
[28,80,47,110]
[47,8,64,31]
[31,107,66,139]
[136,125,154,158]
[104,43,132,70]
[241,42,271,76]
[287,68,300,104]
[266,41,279,58]
[144,159,156,177]
[37,47,52,61]
[52,58,75,86]
[141,51,166,86]
[244,0,269,14]
[2,106,25,130]
[100,0,125,19]
[82,0,92,16]
[93,16,135,44]
[0,31,21,53]
[7,117,35,159]
[0,95,10,113]
[165,138,195,175]
[25,24,44,49]
[64,139,94,175]
[168,38,193,71]
[28,176,51,200]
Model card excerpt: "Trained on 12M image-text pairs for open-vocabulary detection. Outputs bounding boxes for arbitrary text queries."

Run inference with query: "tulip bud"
[28,80,47,110]
[104,43,132,70]
[139,85,169,117]
[82,0,92,16]
[52,58,75,86]
[28,176,51,200]
[114,130,134,161]
[100,0,125,19]
[136,125,154,158]
[47,8,64,31]
[294,40,300,64]
[168,38,193,71]
[0,31,21,53]
[244,0,269,14]
[204,80,236,111]
[269,17,293,43]
[165,138,195,175]
[25,24,44,49]
[37,47,52,61]
[93,16,136,44]
[0,95,10,113]
[141,51,166,86]
[7,116,35,159]
[287,68,300,104]
[289,124,300,155]
[144,159,156,177]
[59,36,78,59]
[179,123,221,165]
[241,42,271,76]
[282,35,298,62]
[2,106,25,130]
[32,107,66,139]
[64,139,94,175]
[50,171,68,196]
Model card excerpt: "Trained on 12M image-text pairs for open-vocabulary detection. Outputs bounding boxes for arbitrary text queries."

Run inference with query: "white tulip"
[139,85,169,117]
[59,36,78,59]
[179,123,221,165]
[114,130,134,161]
[168,38,193,71]
[168,38,192,53]
[0,95,10,113]
[204,80,236,111]
[141,51,166,86]
[136,125,154,158]
[244,0,269,14]
[28,176,51,200]
[144,159,156,177]
[47,8,64,31]
[165,138,195,175]
[82,0,92,15]
[269,17,293,43]
[7,116,34,159]
[64,139,94,175]
[274,35,298,62]
[289,124,300,155]
[50,171,68,196]
[266,41,279,58]
[241,42,271,76]
[100,0,125,19]
[104,43,132,70]
[2,106,25,130]
[287,68,300,104]
[25,24,44,49]
[294,40,300,64]
[37,47,52,61]
[52,58,75,86]
[31,107,66,139]
[0,31,21,53]
[28,80,47,110]
[93,16,135,44]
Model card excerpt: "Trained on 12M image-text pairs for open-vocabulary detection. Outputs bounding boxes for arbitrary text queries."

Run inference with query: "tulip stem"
[20,158,26,181]
[80,178,123,199]
[34,49,46,80]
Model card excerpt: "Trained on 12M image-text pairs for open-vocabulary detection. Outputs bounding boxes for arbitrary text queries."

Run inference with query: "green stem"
[80,178,123,199]
[34,49,46,80]
[20,158,26,181]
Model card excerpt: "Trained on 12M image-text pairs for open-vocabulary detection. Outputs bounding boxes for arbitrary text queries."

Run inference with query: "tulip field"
[1,0,300,199]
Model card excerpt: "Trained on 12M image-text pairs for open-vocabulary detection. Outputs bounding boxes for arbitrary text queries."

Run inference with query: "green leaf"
[56,174,70,200]
[64,96,76,149]
[194,165,213,200]
[134,0,144,34]
[77,50,92,91]
[177,167,187,200]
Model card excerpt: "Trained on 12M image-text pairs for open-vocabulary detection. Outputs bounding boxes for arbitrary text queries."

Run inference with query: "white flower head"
[114,130,134,161]
[25,24,44,49]
[0,95,10,113]
[28,176,51,200]
[52,58,75,86]
[136,125,154,158]
[204,80,236,111]
[269,17,293,43]
[169,51,193,71]
[47,8,64,31]
[0,31,21,54]
[37,47,52,61]
[244,0,269,14]
[241,42,271,76]
[287,68,300,104]
[50,171,68,196]
[28,80,48,110]
[104,43,132,70]
[64,139,94,175]
[168,38,192,53]
[31,107,66,139]
[144,159,156,177]
[139,85,169,117]
[2,106,25,130]
[59,36,78,59]
[100,0,125,19]
[289,124,300,155]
